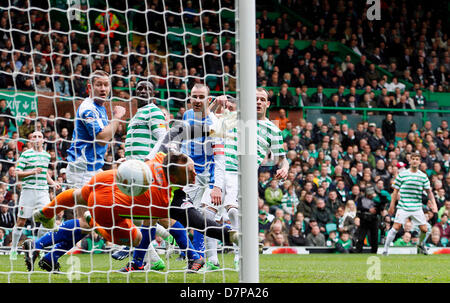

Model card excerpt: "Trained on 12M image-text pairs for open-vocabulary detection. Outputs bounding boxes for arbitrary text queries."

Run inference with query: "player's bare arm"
[388,188,399,216]
[47,172,61,191]
[96,105,126,145]
[274,156,289,180]
[425,188,438,213]
[15,167,42,180]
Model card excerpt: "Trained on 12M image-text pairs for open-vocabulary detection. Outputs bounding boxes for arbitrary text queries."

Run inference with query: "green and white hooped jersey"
[393,169,430,211]
[224,126,238,172]
[16,148,51,190]
[124,103,167,161]
[224,119,285,172]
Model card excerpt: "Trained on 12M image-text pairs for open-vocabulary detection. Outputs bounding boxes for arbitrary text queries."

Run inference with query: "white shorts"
[394,208,427,226]
[18,188,50,219]
[195,171,239,212]
[184,174,210,209]
[66,164,102,188]
[222,171,239,209]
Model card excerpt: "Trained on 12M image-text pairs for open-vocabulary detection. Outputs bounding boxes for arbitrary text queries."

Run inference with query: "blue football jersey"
[66,97,109,171]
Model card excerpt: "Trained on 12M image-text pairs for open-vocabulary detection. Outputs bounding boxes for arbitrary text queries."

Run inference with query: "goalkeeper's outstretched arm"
[146,121,212,159]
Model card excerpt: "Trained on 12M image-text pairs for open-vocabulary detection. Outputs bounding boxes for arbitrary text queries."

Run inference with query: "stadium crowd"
[0,0,449,253]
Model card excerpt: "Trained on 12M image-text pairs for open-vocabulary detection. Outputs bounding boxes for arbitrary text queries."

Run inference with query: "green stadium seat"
[426,112,441,123]
[325,223,337,235]
[366,115,384,128]
[425,101,439,109]
[439,106,450,117]
[344,114,364,129]
[395,116,421,133]
[305,109,322,124]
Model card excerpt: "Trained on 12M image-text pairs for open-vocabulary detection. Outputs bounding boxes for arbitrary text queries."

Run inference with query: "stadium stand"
[0,0,449,252]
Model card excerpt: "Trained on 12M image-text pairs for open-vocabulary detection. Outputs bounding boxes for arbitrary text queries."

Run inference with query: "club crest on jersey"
[258,128,267,137]
[85,117,95,123]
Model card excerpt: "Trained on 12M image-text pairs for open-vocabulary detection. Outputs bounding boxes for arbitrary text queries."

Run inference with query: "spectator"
[274,108,290,131]
[438,200,450,221]
[264,218,288,247]
[265,179,283,214]
[385,77,406,93]
[413,89,426,109]
[297,191,315,220]
[426,233,445,248]
[335,231,353,253]
[381,113,396,143]
[0,99,13,128]
[54,76,71,97]
[305,225,326,246]
[394,231,414,247]
[281,184,298,215]
[0,227,8,246]
[312,198,332,233]
[395,95,413,115]
[310,85,328,106]
[434,214,450,242]
[0,118,8,137]
[55,112,74,138]
[0,203,14,229]
[288,224,306,246]
[326,230,338,248]
[258,210,272,234]
[278,84,296,107]
[18,114,35,139]
[35,79,52,93]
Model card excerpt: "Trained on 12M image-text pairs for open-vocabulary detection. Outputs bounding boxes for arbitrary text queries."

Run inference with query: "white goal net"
[0,0,258,283]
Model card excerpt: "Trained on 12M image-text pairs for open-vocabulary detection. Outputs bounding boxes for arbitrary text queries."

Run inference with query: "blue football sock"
[35,219,83,250]
[42,240,75,264]
[170,221,200,260]
[193,230,205,258]
[132,225,151,267]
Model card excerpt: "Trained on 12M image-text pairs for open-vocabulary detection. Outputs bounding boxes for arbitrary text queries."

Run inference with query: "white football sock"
[204,208,219,265]
[384,228,398,253]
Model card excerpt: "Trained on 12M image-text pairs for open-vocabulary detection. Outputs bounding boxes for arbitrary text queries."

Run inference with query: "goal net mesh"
[0,0,239,282]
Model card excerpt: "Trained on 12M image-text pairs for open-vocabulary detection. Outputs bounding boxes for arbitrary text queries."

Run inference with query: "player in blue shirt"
[66,70,126,188]
[181,83,225,270]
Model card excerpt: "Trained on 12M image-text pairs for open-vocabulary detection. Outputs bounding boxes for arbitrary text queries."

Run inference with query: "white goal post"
[0,0,260,283]
[236,0,259,283]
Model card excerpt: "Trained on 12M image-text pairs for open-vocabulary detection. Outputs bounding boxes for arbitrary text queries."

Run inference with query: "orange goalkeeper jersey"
[81,152,175,220]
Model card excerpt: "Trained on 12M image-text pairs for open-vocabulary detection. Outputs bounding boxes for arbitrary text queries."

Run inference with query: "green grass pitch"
[0,253,449,283]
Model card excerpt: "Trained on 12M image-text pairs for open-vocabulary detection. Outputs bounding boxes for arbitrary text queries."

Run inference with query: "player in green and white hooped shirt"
[383,152,438,255]
[218,88,289,268]
[116,80,168,271]
[124,80,167,161]
[10,131,60,260]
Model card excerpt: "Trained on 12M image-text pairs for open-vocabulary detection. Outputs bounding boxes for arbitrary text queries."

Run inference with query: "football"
[116,160,152,196]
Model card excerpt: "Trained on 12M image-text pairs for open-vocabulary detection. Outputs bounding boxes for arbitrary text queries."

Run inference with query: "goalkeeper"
[113,79,218,271]
[111,79,172,270]
[28,150,238,273]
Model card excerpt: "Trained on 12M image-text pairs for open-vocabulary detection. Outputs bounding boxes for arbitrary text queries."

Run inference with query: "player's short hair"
[256,87,269,99]
[163,152,189,177]
[89,70,110,85]
[191,83,210,96]
[410,151,421,159]
[136,80,155,93]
